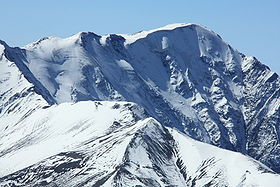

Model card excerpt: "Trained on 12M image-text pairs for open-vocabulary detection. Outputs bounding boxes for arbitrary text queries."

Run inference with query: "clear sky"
[1,0,279,73]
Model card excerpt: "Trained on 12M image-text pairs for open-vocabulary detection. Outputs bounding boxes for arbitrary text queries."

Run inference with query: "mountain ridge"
[0,101,279,186]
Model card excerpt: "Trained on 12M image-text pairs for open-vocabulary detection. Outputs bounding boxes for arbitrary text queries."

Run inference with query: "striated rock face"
[242,56,280,172]
[0,23,279,185]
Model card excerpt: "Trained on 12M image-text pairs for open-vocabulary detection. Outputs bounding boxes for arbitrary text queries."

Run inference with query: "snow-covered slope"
[0,101,279,186]
[0,101,146,177]
[0,41,50,136]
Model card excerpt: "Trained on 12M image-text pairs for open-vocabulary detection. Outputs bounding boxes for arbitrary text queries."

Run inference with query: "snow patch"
[161,36,169,49]
[116,59,134,71]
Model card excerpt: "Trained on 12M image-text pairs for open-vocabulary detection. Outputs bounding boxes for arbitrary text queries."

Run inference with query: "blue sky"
[1,0,279,73]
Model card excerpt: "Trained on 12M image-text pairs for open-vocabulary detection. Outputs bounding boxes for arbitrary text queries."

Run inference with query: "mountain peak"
[0,39,8,47]
[119,23,201,45]
[0,40,9,54]
[117,23,225,47]
[24,36,60,49]
[68,31,100,43]
[1,23,280,184]
[22,23,215,50]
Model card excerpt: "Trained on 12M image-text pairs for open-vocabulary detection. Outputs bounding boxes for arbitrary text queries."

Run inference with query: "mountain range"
[0,23,279,186]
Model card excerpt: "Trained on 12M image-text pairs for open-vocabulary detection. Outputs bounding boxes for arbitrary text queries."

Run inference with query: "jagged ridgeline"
[0,24,279,186]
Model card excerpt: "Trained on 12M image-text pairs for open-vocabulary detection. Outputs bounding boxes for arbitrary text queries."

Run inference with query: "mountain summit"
[0,24,279,186]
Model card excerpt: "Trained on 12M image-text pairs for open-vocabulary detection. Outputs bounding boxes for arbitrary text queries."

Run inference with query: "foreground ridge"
[0,101,279,186]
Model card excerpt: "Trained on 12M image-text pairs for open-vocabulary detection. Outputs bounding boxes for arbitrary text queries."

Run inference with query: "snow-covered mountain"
[0,101,279,186]
[0,23,279,186]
